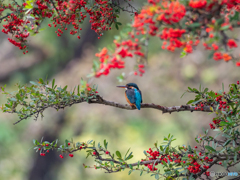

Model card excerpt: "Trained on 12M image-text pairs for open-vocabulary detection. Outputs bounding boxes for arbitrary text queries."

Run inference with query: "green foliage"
[1,79,98,124]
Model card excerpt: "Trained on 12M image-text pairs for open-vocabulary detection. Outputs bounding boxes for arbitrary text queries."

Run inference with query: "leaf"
[187,22,201,28]
[116,151,121,158]
[203,88,208,93]
[205,145,216,152]
[115,23,119,30]
[63,85,68,91]
[220,25,230,31]
[143,150,148,156]
[186,100,194,104]
[227,117,233,123]
[33,139,37,145]
[52,79,55,89]
[234,152,237,162]
[39,78,44,84]
[126,154,133,160]
[180,51,187,58]
[180,91,187,98]
[223,139,231,147]
[30,81,39,86]
[104,139,108,149]
[155,174,159,180]
[128,170,132,175]
[10,98,17,102]
[124,148,130,158]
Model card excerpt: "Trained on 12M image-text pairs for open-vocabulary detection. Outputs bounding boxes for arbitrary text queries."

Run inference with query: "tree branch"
[10,94,213,125]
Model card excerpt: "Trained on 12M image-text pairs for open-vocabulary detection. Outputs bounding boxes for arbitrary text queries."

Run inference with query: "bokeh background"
[0,1,240,180]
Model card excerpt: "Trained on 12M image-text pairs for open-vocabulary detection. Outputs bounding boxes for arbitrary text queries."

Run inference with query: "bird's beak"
[117,85,127,88]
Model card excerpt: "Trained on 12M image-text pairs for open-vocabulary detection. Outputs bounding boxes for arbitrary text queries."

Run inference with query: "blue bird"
[117,83,142,110]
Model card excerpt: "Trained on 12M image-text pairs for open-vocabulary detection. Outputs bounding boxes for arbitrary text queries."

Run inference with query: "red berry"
[68,142,70,146]
[46,144,49,146]
[79,146,83,149]
[105,151,109,154]
[59,155,64,158]
[98,37,100,39]
[93,151,96,155]
[47,150,49,153]
[38,148,41,150]
[237,81,239,84]
[195,146,197,148]
[69,154,74,157]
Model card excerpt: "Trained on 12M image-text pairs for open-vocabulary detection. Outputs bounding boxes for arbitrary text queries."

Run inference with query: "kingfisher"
[117,83,142,110]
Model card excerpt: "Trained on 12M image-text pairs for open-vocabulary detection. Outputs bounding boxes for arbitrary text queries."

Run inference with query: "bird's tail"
[135,103,141,110]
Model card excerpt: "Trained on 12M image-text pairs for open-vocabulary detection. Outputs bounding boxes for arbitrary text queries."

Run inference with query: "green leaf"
[181,91,187,98]
[33,139,37,145]
[10,98,17,102]
[203,88,208,93]
[220,25,230,31]
[155,174,159,180]
[52,79,55,89]
[234,152,237,162]
[30,81,39,86]
[104,139,108,149]
[116,151,121,158]
[5,104,11,108]
[39,78,44,84]
[110,161,114,166]
[180,51,187,58]
[205,145,216,152]
[124,148,130,158]
[126,154,133,160]
[77,85,80,96]
[115,23,119,30]
[187,22,201,28]
[63,85,68,91]
[128,170,132,175]
[223,139,231,147]
[143,150,148,156]
[187,100,194,104]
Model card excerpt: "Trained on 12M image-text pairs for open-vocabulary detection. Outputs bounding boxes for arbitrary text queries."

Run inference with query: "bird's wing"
[139,90,142,103]
[134,89,142,110]
[126,89,136,104]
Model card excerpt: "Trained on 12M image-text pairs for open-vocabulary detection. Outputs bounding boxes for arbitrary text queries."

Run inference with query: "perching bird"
[117,83,142,110]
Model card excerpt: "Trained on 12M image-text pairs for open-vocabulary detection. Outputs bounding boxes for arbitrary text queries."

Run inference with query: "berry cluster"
[94,37,146,78]
[0,0,121,53]
[140,145,220,177]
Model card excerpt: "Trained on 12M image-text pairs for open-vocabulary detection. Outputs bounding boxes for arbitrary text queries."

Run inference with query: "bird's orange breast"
[125,92,136,108]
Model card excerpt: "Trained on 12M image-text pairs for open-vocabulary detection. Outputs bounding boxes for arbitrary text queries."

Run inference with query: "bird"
[117,83,142,110]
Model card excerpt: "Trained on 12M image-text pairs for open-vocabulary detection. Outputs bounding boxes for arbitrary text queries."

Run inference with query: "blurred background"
[0,1,240,180]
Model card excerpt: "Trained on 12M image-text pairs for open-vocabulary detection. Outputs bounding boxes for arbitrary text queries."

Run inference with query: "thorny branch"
[9,94,214,125]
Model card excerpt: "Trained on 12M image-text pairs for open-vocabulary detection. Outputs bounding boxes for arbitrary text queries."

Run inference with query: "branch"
[89,95,213,114]
[8,94,214,125]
